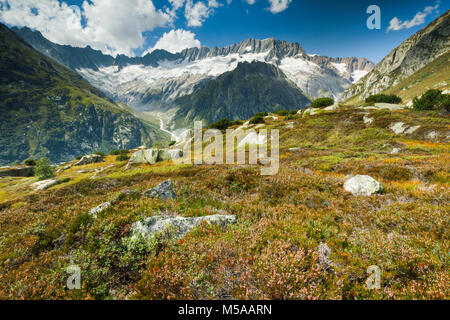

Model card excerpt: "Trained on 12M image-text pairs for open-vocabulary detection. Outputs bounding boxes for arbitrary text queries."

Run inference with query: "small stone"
[317,243,334,272]
[88,201,111,218]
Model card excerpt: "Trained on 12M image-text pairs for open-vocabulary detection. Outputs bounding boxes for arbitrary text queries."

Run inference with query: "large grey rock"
[128,148,183,165]
[143,179,176,200]
[75,154,104,166]
[125,214,236,249]
[128,148,159,165]
[344,175,383,196]
[158,149,184,161]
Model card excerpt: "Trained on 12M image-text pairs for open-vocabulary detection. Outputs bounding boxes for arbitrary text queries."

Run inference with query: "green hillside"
[0,23,167,165]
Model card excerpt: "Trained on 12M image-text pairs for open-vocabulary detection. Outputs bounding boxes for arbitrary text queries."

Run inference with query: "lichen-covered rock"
[75,154,104,166]
[128,149,159,165]
[125,214,236,249]
[128,148,183,165]
[344,175,383,196]
[158,149,183,161]
[143,179,176,200]
[317,243,334,272]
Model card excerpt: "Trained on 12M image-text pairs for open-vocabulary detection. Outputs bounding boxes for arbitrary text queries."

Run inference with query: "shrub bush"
[110,149,129,155]
[274,110,289,116]
[208,118,231,131]
[254,112,268,117]
[311,97,334,108]
[24,159,36,166]
[35,158,55,180]
[249,115,265,125]
[168,141,176,147]
[117,154,130,162]
[413,89,449,111]
[365,94,402,104]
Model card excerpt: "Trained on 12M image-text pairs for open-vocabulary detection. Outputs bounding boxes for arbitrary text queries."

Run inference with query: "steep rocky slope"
[342,10,450,102]
[0,23,167,165]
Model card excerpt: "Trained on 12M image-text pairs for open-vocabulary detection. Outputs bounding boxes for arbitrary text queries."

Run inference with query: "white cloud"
[244,0,256,4]
[0,0,172,56]
[267,0,291,14]
[387,2,440,31]
[145,29,201,54]
[184,0,221,27]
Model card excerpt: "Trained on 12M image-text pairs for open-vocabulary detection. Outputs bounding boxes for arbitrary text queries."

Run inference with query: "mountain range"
[13,27,374,129]
[1,10,448,165]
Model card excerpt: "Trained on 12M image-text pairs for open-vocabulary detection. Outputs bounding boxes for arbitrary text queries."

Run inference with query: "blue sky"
[0,0,447,62]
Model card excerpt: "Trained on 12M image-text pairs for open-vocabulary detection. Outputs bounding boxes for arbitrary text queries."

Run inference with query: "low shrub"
[311,97,334,108]
[249,115,265,124]
[413,89,449,111]
[208,118,232,131]
[110,149,129,155]
[274,110,289,116]
[24,159,36,166]
[117,154,130,162]
[254,112,268,117]
[365,94,402,104]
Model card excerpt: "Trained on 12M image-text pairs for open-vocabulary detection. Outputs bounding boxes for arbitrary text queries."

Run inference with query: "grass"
[0,105,448,300]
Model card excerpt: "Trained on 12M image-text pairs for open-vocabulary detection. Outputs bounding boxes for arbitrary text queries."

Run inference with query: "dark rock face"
[173,61,310,125]
[0,166,34,177]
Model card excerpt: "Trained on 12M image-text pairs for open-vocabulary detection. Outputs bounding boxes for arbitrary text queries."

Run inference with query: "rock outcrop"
[128,148,183,165]
[74,154,104,166]
[0,166,34,177]
[32,179,58,191]
[125,214,236,249]
[143,180,177,201]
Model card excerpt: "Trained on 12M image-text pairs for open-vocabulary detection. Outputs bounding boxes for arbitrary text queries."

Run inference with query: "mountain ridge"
[172,60,310,126]
[342,10,450,102]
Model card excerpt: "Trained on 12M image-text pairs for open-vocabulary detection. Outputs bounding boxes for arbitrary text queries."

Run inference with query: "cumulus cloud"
[184,0,221,27]
[387,2,440,31]
[0,0,172,56]
[145,29,201,54]
[267,0,291,14]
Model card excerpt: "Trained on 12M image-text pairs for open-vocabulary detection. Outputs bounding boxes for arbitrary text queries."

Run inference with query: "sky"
[0,0,447,63]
